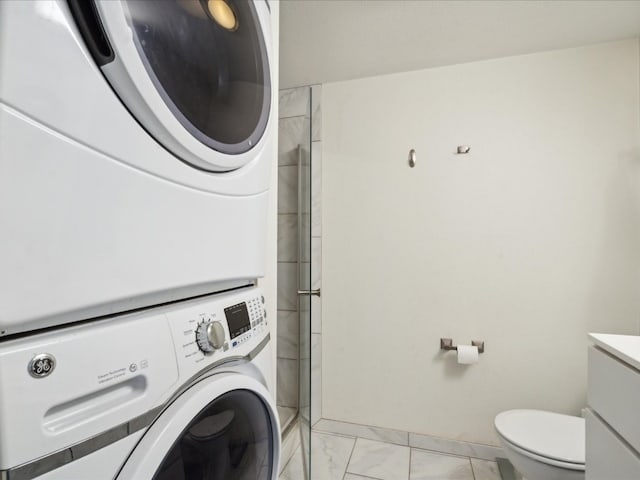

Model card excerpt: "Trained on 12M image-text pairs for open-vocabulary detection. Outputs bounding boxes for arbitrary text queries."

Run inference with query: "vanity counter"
[589,333,640,372]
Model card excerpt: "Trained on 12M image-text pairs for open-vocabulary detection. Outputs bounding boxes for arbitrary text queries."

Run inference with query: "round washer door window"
[123,0,271,155]
[117,373,280,480]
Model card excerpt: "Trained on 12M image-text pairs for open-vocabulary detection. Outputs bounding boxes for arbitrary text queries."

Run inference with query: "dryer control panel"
[165,286,268,378]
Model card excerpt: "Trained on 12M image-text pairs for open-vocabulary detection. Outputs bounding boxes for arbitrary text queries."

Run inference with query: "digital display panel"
[224,302,251,339]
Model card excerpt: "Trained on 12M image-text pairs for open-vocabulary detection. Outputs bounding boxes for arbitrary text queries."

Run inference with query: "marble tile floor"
[279,431,503,480]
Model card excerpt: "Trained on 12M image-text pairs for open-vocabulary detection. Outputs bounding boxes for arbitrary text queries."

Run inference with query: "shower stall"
[276,85,318,479]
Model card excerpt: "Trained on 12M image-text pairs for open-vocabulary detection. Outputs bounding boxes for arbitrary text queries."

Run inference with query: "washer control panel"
[0,286,268,472]
[166,287,268,376]
[228,295,267,349]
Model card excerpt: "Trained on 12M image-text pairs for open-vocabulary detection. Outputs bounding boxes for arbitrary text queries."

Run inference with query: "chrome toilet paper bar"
[440,338,485,354]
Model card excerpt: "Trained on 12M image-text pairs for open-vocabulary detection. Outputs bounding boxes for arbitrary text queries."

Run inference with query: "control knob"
[196,320,226,354]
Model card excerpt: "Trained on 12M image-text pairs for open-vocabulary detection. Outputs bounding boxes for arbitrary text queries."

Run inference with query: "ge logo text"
[28,354,56,378]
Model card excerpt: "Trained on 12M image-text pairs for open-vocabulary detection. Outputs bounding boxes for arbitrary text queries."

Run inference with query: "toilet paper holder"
[440,338,485,354]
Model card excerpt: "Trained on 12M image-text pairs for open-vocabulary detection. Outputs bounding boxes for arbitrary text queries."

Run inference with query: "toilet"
[494,409,585,480]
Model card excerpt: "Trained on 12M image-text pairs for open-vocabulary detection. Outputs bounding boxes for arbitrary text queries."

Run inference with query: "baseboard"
[313,417,504,462]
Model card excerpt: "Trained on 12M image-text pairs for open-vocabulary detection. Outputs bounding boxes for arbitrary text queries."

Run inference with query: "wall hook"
[456,146,471,154]
[408,149,416,168]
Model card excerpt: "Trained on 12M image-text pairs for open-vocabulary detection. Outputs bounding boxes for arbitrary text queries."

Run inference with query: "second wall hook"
[408,149,416,168]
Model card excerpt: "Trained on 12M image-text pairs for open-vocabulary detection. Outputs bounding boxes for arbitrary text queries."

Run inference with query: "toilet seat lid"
[494,409,585,464]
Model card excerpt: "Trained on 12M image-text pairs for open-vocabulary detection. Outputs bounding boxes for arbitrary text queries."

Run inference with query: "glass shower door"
[297,88,313,480]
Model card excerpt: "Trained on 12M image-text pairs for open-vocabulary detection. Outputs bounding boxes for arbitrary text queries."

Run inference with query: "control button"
[196,321,226,354]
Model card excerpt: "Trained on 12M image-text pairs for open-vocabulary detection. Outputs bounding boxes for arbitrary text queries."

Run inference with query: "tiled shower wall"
[277,85,323,427]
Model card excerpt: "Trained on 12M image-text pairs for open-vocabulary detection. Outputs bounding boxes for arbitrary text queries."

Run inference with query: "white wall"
[321,39,640,445]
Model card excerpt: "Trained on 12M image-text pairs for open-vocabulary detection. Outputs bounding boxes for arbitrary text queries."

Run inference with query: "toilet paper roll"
[457,345,479,364]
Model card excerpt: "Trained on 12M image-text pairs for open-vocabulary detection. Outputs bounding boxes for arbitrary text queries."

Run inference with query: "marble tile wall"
[277,87,304,412]
[277,85,323,426]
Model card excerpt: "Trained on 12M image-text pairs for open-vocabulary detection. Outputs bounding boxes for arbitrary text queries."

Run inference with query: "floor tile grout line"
[313,429,357,441]
[410,444,489,462]
[278,443,299,478]
[470,455,477,480]
[408,446,412,480]
[344,473,382,480]
[348,436,411,480]
[278,113,308,121]
[313,420,409,447]
[343,435,360,478]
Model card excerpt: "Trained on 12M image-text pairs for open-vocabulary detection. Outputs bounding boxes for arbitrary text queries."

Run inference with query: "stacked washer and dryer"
[0,0,280,479]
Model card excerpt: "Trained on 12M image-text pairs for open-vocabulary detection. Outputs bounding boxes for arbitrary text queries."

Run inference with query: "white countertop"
[589,333,640,371]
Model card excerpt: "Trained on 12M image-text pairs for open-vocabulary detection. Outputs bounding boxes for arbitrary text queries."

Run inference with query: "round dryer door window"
[85,0,272,171]
[117,373,280,480]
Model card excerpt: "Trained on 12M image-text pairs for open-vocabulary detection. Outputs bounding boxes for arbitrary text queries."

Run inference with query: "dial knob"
[196,321,226,353]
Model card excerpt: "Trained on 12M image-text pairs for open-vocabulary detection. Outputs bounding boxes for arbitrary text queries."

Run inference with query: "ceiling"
[279,0,640,89]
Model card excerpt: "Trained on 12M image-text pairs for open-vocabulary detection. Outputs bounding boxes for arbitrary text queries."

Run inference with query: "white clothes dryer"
[0,286,280,480]
[0,0,277,336]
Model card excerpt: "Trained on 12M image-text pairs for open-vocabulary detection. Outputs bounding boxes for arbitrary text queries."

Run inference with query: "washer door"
[82,0,272,172]
[117,373,280,480]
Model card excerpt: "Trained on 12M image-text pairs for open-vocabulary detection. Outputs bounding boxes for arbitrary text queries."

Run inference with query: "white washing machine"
[0,0,277,337]
[0,285,280,480]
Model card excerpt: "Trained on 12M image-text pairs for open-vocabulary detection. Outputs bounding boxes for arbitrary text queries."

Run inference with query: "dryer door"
[74,0,272,172]
[117,373,280,480]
